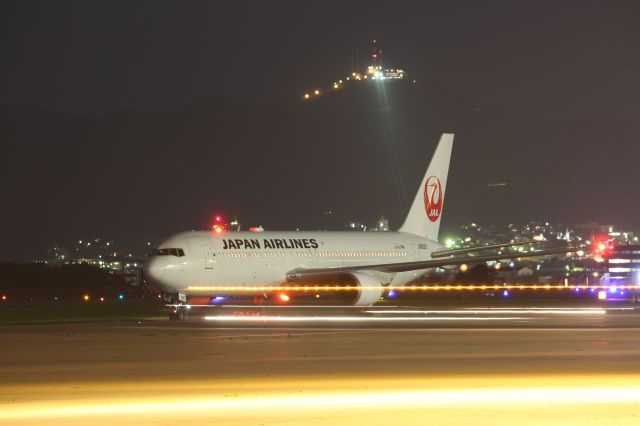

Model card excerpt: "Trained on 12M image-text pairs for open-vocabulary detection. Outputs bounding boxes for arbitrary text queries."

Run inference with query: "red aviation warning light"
[212,214,225,233]
[371,38,382,63]
[592,240,613,253]
[591,239,613,256]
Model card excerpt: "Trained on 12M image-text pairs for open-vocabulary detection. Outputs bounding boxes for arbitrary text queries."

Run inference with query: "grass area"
[0,301,167,325]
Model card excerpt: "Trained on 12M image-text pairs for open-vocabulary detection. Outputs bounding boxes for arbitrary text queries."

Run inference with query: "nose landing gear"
[169,305,189,321]
[167,292,189,321]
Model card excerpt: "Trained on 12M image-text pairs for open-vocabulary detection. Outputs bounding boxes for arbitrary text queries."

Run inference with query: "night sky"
[1,1,640,260]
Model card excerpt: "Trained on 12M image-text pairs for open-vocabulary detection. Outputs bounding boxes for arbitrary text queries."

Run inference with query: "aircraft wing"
[430,240,545,258]
[285,247,574,282]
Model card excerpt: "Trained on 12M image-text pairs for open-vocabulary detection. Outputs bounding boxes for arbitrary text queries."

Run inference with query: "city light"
[1,295,6,301]
[83,294,90,301]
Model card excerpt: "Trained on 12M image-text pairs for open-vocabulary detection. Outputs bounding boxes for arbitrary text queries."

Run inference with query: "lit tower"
[371,39,382,68]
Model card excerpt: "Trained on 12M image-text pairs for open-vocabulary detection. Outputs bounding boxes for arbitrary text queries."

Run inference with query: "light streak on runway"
[3,376,640,424]
[3,319,640,425]
[364,309,607,315]
[202,315,527,322]
[185,283,640,292]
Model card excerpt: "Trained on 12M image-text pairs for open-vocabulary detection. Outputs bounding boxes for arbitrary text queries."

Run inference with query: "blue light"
[609,286,617,294]
[574,288,580,293]
[387,289,397,298]
[589,288,596,293]
[502,290,509,297]
[211,296,227,304]
[117,293,124,300]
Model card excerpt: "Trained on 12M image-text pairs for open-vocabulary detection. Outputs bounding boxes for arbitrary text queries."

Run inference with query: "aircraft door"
[202,244,214,269]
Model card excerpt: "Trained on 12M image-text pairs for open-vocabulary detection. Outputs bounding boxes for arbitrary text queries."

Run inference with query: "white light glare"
[203,315,525,322]
[364,309,607,315]
[4,385,640,420]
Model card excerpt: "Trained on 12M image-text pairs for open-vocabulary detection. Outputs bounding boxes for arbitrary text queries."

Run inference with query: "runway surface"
[2,305,640,425]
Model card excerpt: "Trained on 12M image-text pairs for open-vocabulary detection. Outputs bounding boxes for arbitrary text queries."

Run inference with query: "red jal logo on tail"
[424,176,443,222]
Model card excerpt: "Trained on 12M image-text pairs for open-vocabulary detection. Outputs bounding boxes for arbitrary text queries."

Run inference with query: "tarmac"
[2,304,640,425]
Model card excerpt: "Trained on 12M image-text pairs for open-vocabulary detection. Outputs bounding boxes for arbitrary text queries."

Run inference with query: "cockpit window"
[148,248,185,257]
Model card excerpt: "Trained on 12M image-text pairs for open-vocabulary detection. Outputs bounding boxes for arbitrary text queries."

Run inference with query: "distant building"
[302,39,408,99]
[605,244,640,282]
[47,245,68,264]
[517,267,534,277]
[383,68,405,80]
[345,221,367,231]
[366,66,406,80]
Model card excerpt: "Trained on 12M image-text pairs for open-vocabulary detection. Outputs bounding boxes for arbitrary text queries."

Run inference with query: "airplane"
[144,134,572,319]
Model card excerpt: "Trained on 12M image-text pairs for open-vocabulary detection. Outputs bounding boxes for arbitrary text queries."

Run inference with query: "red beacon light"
[212,214,225,233]
[592,239,614,256]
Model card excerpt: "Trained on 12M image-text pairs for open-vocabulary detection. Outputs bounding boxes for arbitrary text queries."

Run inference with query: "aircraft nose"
[144,257,166,284]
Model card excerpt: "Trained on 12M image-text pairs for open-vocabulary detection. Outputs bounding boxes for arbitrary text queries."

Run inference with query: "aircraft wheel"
[169,306,188,321]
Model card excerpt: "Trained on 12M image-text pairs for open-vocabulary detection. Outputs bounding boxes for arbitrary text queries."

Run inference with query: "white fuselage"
[144,230,444,297]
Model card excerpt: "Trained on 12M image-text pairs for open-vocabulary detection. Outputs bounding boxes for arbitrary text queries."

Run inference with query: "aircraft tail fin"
[398,133,453,241]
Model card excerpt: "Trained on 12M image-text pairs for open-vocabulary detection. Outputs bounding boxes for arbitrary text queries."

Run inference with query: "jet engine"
[344,272,386,306]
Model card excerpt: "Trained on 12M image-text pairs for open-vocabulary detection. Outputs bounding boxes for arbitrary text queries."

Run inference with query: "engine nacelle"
[347,272,385,306]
